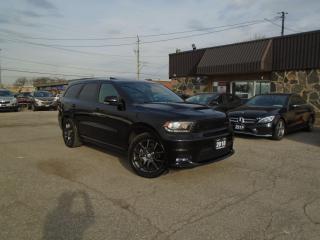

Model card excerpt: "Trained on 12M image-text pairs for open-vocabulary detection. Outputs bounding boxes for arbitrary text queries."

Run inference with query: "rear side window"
[64,84,83,99]
[78,83,99,102]
[98,84,119,103]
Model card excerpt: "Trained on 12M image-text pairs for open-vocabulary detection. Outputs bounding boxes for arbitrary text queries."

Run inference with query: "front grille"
[229,117,257,124]
[0,101,10,104]
[194,119,228,132]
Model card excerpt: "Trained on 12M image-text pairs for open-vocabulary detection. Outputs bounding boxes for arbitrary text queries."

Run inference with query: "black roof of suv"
[59,78,234,178]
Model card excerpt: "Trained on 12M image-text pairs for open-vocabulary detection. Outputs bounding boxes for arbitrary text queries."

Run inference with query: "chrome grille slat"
[229,117,256,124]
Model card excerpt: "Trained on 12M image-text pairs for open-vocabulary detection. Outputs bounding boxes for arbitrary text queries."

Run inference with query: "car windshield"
[246,95,288,107]
[186,94,219,105]
[0,90,13,97]
[34,91,53,97]
[119,82,183,104]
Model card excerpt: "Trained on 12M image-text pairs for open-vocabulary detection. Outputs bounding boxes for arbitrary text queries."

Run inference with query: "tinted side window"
[78,83,99,102]
[64,84,83,99]
[99,84,119,103]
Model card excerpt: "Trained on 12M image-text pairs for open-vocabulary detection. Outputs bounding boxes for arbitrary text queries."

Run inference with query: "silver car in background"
[0,89,19,112]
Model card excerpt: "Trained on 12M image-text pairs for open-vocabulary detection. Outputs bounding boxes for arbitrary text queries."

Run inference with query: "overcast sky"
[0,0,319,84]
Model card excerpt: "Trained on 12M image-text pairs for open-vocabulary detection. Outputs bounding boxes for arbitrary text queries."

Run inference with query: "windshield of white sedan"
[246,95,287,107]
[34,91,53,98]
[119,82,183,104]
[0,90,13,97]
[186,94,218,105]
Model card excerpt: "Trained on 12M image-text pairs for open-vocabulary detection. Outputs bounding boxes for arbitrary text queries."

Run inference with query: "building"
[33,80,69,94]
[169,30,320,124]
[150,80,173,89]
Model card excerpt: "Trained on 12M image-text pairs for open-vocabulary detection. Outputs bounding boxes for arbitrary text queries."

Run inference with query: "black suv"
[58,78,234,178]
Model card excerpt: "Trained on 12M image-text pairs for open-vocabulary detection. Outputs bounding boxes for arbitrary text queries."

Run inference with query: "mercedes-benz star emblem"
[238,117,245,124]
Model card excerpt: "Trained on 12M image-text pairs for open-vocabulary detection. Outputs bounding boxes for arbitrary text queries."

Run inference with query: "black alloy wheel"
[62,118,82,148]
[272,119,285,140]
[129,132,167,178]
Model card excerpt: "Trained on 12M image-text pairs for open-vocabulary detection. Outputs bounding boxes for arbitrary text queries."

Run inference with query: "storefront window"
[232,81,255,99]
[257,82,270,95]
[231,81,270,99]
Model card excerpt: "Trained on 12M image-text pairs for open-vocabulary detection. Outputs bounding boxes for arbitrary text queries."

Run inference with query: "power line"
[0,19,268,48]
[264,18,298,34]
[2,68,92,78]
[0,19,266,41]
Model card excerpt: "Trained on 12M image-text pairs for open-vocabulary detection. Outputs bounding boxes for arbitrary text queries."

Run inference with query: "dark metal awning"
[197,39,272,75]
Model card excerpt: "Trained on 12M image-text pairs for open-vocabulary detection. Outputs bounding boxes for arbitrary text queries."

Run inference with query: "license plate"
[215,138,226,149]
[234,124,245,130]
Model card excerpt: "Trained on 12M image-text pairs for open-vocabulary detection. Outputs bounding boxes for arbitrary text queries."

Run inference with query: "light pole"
[0,49,2,86]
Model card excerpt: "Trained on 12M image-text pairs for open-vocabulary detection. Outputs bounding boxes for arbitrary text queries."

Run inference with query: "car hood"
[0,96,15,101]
[136,102,226,120]
[228,105,283,118]
[35,97,55,101]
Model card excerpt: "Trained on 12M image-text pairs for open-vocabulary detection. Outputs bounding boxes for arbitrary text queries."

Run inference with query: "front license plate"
[215,138,226,149]
[234,124,245,130]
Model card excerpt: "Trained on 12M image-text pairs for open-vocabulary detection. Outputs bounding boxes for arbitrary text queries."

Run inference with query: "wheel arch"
[127,122,161,146]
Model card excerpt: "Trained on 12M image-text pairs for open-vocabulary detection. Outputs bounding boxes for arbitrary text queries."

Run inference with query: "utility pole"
[136,35,141,80]
[278,11,288,36]
[0,49,2,86]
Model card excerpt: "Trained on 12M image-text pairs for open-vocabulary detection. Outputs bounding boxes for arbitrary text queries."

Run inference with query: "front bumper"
[34,101,57,109]
[231,122,274,137]
[163,133,234,168]
[0,102,19,110]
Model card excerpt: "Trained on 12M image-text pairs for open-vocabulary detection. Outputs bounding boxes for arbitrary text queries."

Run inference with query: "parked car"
[0,89,19,112]
[30,91,57,111]
[15,92,32,108]
[228,94,315,140]
[185,93,242,112]
[59,78,234,178]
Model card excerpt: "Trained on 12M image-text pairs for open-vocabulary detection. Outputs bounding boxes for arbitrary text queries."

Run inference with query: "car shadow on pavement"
[42,191,95,240]
[234,128,320,147]
[285,128,320,147]
[84,143,136,175]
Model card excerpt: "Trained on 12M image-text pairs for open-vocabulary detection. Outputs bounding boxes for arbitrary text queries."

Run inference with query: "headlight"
[258,116,275,123]
[35,98,42,105]
[163,121,194,133]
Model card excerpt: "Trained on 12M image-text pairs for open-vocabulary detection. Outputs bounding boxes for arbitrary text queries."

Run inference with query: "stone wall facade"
[271,69,320,125]
[171,77,211,95]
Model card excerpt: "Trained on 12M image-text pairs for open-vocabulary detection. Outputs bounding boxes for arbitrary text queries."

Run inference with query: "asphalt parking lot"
[0,111,319,240]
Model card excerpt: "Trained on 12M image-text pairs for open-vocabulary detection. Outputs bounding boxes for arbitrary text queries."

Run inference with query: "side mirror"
[104,96,119,105]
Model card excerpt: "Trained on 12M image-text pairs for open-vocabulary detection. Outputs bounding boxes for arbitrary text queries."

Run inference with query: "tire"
[62,118,82,148]
[14,107,19,112]
[31,104,37,111]
[305,116,314,132]
[272,119,286,140]
[128,132,167,178]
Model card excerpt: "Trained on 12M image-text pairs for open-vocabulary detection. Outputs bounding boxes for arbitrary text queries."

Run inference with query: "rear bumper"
[163,133,234,167]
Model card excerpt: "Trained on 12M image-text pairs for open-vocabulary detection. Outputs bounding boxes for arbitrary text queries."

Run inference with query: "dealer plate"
[234,124,245,130]
[215,138,226,150]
